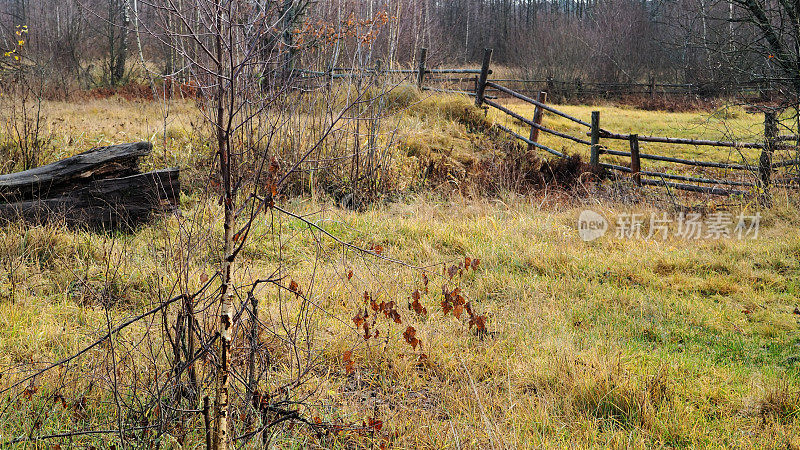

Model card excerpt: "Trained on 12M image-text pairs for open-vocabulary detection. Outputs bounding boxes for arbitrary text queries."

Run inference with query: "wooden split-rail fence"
[297,48,494,99]
[299,49,777,101]
[469,48,799,197]
[481,78,779,101]
[299,48,799,197]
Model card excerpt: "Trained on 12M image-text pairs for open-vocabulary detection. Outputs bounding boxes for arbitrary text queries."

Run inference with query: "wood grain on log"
[0,142,152,201]
[0,169,179,228]
[0,142,179,229]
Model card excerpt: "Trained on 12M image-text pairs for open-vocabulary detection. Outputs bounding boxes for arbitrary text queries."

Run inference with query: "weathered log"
[0,142,179,229]
[0,169,179,229]
[0,141,152,201]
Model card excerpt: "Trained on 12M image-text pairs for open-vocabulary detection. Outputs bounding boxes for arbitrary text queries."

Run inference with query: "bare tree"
[107,0,130,85]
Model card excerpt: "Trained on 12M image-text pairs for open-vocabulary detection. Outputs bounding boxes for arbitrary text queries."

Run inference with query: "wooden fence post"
[475,48,493,108]
[590,111,601,168]
[630,134,641,186]
[416,47,427,90]
[648,77,655,98]
[759,111,778,193]
[528,91,548,151]
[374,59,383,89]
[203,396,212,450]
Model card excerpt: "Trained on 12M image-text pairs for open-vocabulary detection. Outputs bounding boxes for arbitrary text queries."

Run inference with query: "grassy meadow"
[1,93,799,448]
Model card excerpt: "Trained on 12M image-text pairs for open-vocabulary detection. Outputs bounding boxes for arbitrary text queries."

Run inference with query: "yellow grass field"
[1,94,799,448]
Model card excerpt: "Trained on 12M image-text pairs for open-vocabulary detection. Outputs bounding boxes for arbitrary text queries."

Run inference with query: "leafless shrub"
[0,26,51,172]
[0,2,495,449]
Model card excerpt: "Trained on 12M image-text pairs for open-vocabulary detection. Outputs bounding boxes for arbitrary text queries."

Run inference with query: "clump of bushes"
[394,93,593,195]
[267,90,596,206]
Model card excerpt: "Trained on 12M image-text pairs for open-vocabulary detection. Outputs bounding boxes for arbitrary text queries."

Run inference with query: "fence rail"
[597,147,758,171]
[485,81,592,127]
[495,124,567,158]
[483,98,591,145]
[597,130,765,150]
[482,77,780,100]
[599,162,756,187]
[640,179,749,196]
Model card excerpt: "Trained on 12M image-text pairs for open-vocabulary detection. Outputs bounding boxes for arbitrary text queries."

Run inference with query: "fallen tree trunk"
[0,142,153,201]
[0,142,180,229]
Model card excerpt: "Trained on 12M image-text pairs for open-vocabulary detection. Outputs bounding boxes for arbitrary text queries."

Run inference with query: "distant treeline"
[0,0,790,97]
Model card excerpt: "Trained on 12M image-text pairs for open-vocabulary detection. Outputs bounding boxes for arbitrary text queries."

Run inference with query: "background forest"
[0,0,785,95]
